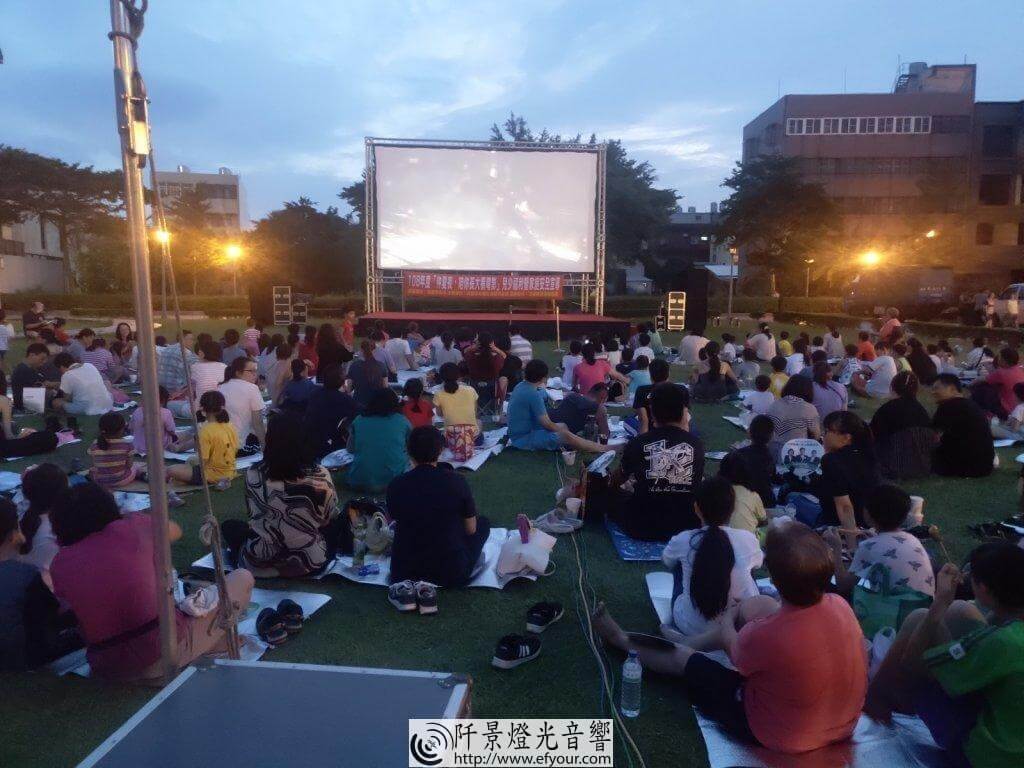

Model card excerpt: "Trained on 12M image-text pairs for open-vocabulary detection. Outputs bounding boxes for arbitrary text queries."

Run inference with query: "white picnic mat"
[723,413,752,430]
[163,450,263,470]
[322,430,507,473]
[317,527,539,589]
[694,709,946,768]
[47,586,331,678]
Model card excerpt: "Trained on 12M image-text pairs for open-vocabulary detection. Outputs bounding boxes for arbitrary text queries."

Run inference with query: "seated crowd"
[1,306,1023,766]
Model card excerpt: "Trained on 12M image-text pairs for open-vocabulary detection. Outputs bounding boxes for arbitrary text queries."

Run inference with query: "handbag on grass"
[496,528,556,576]
[853,563,932,638]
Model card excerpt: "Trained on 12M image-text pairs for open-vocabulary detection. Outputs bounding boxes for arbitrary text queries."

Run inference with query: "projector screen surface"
[374,145,597,273]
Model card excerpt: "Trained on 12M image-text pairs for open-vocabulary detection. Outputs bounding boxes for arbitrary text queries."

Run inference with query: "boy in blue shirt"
[507,360,607,453]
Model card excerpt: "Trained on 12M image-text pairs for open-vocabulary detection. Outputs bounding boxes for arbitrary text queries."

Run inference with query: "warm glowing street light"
[860,249,882,268]
[153,229,170,245]
[224,243,244,295]
[925,229,937,238]
[804,258,815,297]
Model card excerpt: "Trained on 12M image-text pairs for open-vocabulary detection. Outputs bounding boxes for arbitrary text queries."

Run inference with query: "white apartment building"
[154,165,246,232]
[0,215,69,293]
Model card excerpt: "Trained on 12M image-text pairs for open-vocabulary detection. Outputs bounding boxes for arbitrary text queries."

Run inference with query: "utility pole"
[107,0,177,682]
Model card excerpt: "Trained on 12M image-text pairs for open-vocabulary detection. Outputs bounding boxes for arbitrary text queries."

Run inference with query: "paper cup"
[565,497,582,517]
[561,449,577,466]
[906,495,925,526]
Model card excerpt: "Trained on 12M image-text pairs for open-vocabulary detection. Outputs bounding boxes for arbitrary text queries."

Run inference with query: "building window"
[38,218,47,250]
[979,174,1013,206]
[859,117,876,134]
[822,118,839,134]
[894,116,913,133]
[805,118,821,135]
[786,118,803,135]
[976,223,994,245]
[982,125,1015,158]
[913,116,931,133]
[879,116,895,133]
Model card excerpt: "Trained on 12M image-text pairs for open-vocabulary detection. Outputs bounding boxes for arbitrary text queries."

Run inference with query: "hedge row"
[773,310,1024,347]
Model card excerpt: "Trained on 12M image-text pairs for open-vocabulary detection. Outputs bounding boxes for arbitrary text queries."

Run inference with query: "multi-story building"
[0,215,69,293]
[154,165,246,233]
[742,62,1024,282]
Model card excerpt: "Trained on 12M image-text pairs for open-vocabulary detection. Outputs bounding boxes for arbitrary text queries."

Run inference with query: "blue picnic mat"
[604,518,667,562]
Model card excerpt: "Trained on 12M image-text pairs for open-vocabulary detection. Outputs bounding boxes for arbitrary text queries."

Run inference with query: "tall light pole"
[107,0,176,682]
[727,246,738,318]
[804,258,815,297]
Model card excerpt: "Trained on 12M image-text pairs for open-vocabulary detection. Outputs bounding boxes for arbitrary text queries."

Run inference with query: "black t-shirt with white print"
[620,425,705,539]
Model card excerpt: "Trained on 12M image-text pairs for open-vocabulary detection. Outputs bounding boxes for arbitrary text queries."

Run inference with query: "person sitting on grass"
[50,483,254,682]
[992,381,1024,439]
[851,339,898,399]
[52,352,113,416]
[735,347,761,388]
[345,340,388,408]
[718,453,767,535]
[548,382,610,439]
[691,342,739,403]
[506,359,607,454]
[277,359,318,415]
[746,375,775,416]
[627,354,652,400]
[562,340,583,388]
[865,542,1024,767]
[856,330,877,361]
[0,498,70,671]
[495,333,524,404]
[729,415,776,507]
[221,412,341,578]
[931,373,995,478]
[632,358,672,435]
[661,476,763,640]
[810,360,848,421]
[574,343,630,401]
[387,426,492,595]
[768,356,789,398]
[766,375,820,461]
[129,386,192,457]
[607,383,705,541]
[304,364,360,460]
[15,463,68,578]
[433,362,481,461]
[166,390,239,491]
[346,387,412,491]
[776,330,794,357]
[89,412,145,490]
[592,519,867,755]
[221,328,248,368]
[825,483,934,600]
[11,343,59,412]
[615,346,635,376]
[401,377,434,429]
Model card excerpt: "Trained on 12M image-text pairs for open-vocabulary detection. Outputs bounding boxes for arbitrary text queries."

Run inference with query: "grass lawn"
[0,318,1017,768]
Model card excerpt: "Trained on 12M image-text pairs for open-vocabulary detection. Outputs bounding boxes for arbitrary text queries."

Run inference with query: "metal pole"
[555,305,562,352]
[727,265,734,318]
[805,265,810,297]
[108,0,177,682]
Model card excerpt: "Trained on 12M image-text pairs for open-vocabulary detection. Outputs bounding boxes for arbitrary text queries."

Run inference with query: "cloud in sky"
[2,0,1021,220]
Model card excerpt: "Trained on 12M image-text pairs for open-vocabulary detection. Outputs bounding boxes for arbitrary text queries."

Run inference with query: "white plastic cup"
[562,449,577,466]
[906,495,925,527]
[565,497,582,517]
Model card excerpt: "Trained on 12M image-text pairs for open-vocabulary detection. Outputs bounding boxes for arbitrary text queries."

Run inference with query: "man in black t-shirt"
[21,302,51,338]
[387,426,491,587]
[548,383,608,436]
[931,373,994,478]
[10,343,58,411]
[632,358,685,434]
[610,382,705,541]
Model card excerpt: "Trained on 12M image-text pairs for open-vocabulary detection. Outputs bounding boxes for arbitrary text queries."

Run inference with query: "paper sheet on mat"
[321,449,354,469]
[694,709,947,768]
[440,427,506,471]
[722,414,752,430]
[646,571,673,625]
[320,527,537,589]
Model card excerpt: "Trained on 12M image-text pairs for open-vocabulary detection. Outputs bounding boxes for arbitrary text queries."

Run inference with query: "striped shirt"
[509,335,533,363]
[89,437,138,488]
[766,396,820,461]
[191,362,227,402]
[82,347,115,378]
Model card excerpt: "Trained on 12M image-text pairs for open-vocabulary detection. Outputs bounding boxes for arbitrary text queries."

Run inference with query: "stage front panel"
[374,145,597,273]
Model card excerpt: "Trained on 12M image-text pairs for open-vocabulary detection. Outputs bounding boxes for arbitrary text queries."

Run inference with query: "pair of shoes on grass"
[388,580,438,615]
[256,599,305,646]
[491,601,564,669]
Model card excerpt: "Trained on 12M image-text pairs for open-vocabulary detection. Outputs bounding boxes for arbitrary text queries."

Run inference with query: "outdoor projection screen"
[373,144,598,273]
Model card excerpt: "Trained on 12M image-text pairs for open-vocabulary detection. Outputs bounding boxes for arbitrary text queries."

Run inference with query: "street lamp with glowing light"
[223,244,244,295]
[860,250,882,268]
[154,229,170,245]
[925,229,937,239]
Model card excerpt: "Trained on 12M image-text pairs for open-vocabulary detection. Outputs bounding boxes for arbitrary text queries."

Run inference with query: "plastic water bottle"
[620,650,642,718]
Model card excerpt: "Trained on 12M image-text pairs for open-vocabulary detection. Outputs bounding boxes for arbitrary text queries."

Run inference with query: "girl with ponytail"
[434,362,480,461]
[691,341,739,403]
[818,410,881,538]
[661,476,764,637]
[16,463,67,574]
[574,342,630,399]
[810,360,848,421]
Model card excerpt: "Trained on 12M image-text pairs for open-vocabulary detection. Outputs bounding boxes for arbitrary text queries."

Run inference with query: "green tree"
[75,213,132,293]
[166,185,219,294]
[249,197,363,293]
[0,145,124,289]
[717,154,839,293]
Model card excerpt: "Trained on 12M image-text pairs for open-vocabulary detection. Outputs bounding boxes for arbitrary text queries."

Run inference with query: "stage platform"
[358,311,630,341]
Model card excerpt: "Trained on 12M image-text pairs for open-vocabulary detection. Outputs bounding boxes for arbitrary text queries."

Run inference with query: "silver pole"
[108,0,177,681]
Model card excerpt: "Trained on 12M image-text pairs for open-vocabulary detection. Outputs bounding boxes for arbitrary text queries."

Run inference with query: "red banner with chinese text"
[403,272,563,300]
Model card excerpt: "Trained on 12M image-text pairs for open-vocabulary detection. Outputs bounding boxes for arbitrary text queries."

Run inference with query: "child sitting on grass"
[401,378,434,429]
[735,348,761,387]
[615,347,635,377]
[593,519,867,755]
[746,375,775,415]
[561,340,583,389]
[130,386,193,456]
[89,412,144,489]
[825,483,934,600]
[768,356,789,398]
[991,381,1024,439]
[866,542,1024,767]
[167,390,238,491]
[627,355,652,400]
[661,476,763,639]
